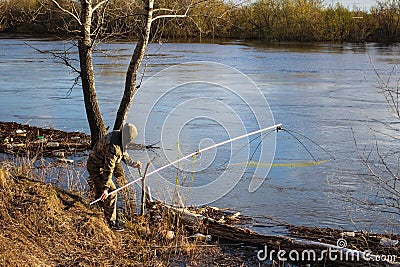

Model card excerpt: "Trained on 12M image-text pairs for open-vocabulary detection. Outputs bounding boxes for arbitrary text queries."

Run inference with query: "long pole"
[90,123,282,205]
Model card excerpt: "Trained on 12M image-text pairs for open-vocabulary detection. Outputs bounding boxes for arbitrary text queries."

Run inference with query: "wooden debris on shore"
[0,121,91,157]
[0,121,160,159]
[288,225,400,262]
[188,206,253,226]
[148,199,399,266]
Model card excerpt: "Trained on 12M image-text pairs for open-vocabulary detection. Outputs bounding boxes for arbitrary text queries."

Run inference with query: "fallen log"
[147,199,399,267]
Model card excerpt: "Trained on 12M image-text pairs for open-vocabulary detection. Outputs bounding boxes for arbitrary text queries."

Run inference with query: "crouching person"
[87,123,141,231]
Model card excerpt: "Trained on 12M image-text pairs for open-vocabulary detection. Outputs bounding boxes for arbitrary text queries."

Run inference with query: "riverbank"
[1,121,399,266]
[1,0,399,43]
[0,161,268,266]
[0,121,268,265]
[2,158,399,267]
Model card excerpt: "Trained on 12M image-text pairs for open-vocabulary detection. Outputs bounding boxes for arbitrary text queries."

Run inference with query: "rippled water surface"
[1,37,399,234]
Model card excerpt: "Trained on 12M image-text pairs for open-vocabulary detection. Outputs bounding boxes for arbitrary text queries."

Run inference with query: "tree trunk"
[113,0,154,130]
[112,0,154,192]
[79,0,107,146]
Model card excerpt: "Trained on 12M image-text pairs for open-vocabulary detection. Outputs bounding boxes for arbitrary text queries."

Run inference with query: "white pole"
[90,123,282,205]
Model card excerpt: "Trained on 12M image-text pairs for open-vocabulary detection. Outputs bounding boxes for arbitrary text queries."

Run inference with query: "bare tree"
[48,0,207,142]
[46,0,206,187]
[346,57,400,219]
[353,135,400,217]
[50,0,108,145]
[360,59,400,216]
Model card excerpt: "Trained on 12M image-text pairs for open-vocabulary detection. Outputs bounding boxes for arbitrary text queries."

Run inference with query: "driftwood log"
[147,197,399,267]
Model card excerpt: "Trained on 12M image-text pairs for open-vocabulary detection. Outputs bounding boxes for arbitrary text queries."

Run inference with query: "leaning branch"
[24,42,81,74]
[152,0,209,22]
[50,0,82,26]
[153,8,175,13]
[92,0,108,12]
[152,13,188,22]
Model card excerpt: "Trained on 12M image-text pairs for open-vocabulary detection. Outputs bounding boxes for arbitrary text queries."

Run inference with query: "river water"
[1,37,399,234]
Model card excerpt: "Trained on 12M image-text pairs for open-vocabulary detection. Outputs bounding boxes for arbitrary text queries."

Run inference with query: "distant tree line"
[1,0,400,43]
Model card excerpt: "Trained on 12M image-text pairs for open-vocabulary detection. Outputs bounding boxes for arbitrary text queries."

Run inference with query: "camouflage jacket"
[88,131,137,190]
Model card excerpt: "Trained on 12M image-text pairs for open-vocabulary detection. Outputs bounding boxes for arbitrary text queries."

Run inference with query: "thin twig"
[24,42,81,74]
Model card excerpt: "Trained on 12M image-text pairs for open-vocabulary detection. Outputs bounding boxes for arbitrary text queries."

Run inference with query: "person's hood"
[122,123,138,151]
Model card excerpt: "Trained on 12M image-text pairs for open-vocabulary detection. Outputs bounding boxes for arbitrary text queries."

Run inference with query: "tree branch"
[24,42,81,74]
[152,13,188,22]
[152,0,209,22]
[93,0,110,41]
[92,0,109,12]
[353,131,400,198]
[153,8,176,13]
[51,0,82,26]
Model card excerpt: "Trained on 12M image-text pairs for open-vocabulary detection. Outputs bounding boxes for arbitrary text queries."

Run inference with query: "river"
[1,37,399,235]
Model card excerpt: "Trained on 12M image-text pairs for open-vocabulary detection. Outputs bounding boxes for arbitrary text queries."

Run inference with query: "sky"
[329,0,377,10]
[238,0,380,11]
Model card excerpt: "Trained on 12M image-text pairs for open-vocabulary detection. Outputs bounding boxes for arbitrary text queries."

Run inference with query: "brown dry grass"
[0,161,258,267]
[0,157,397,267]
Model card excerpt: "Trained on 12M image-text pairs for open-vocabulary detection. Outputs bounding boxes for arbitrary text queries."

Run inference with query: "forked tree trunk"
[78,0,155,187]
[79,0,107,146]
[51,0,155,188]
[113,0,154,130]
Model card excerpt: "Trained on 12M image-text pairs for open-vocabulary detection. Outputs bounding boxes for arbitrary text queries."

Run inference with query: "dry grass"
[0,160,259,267]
